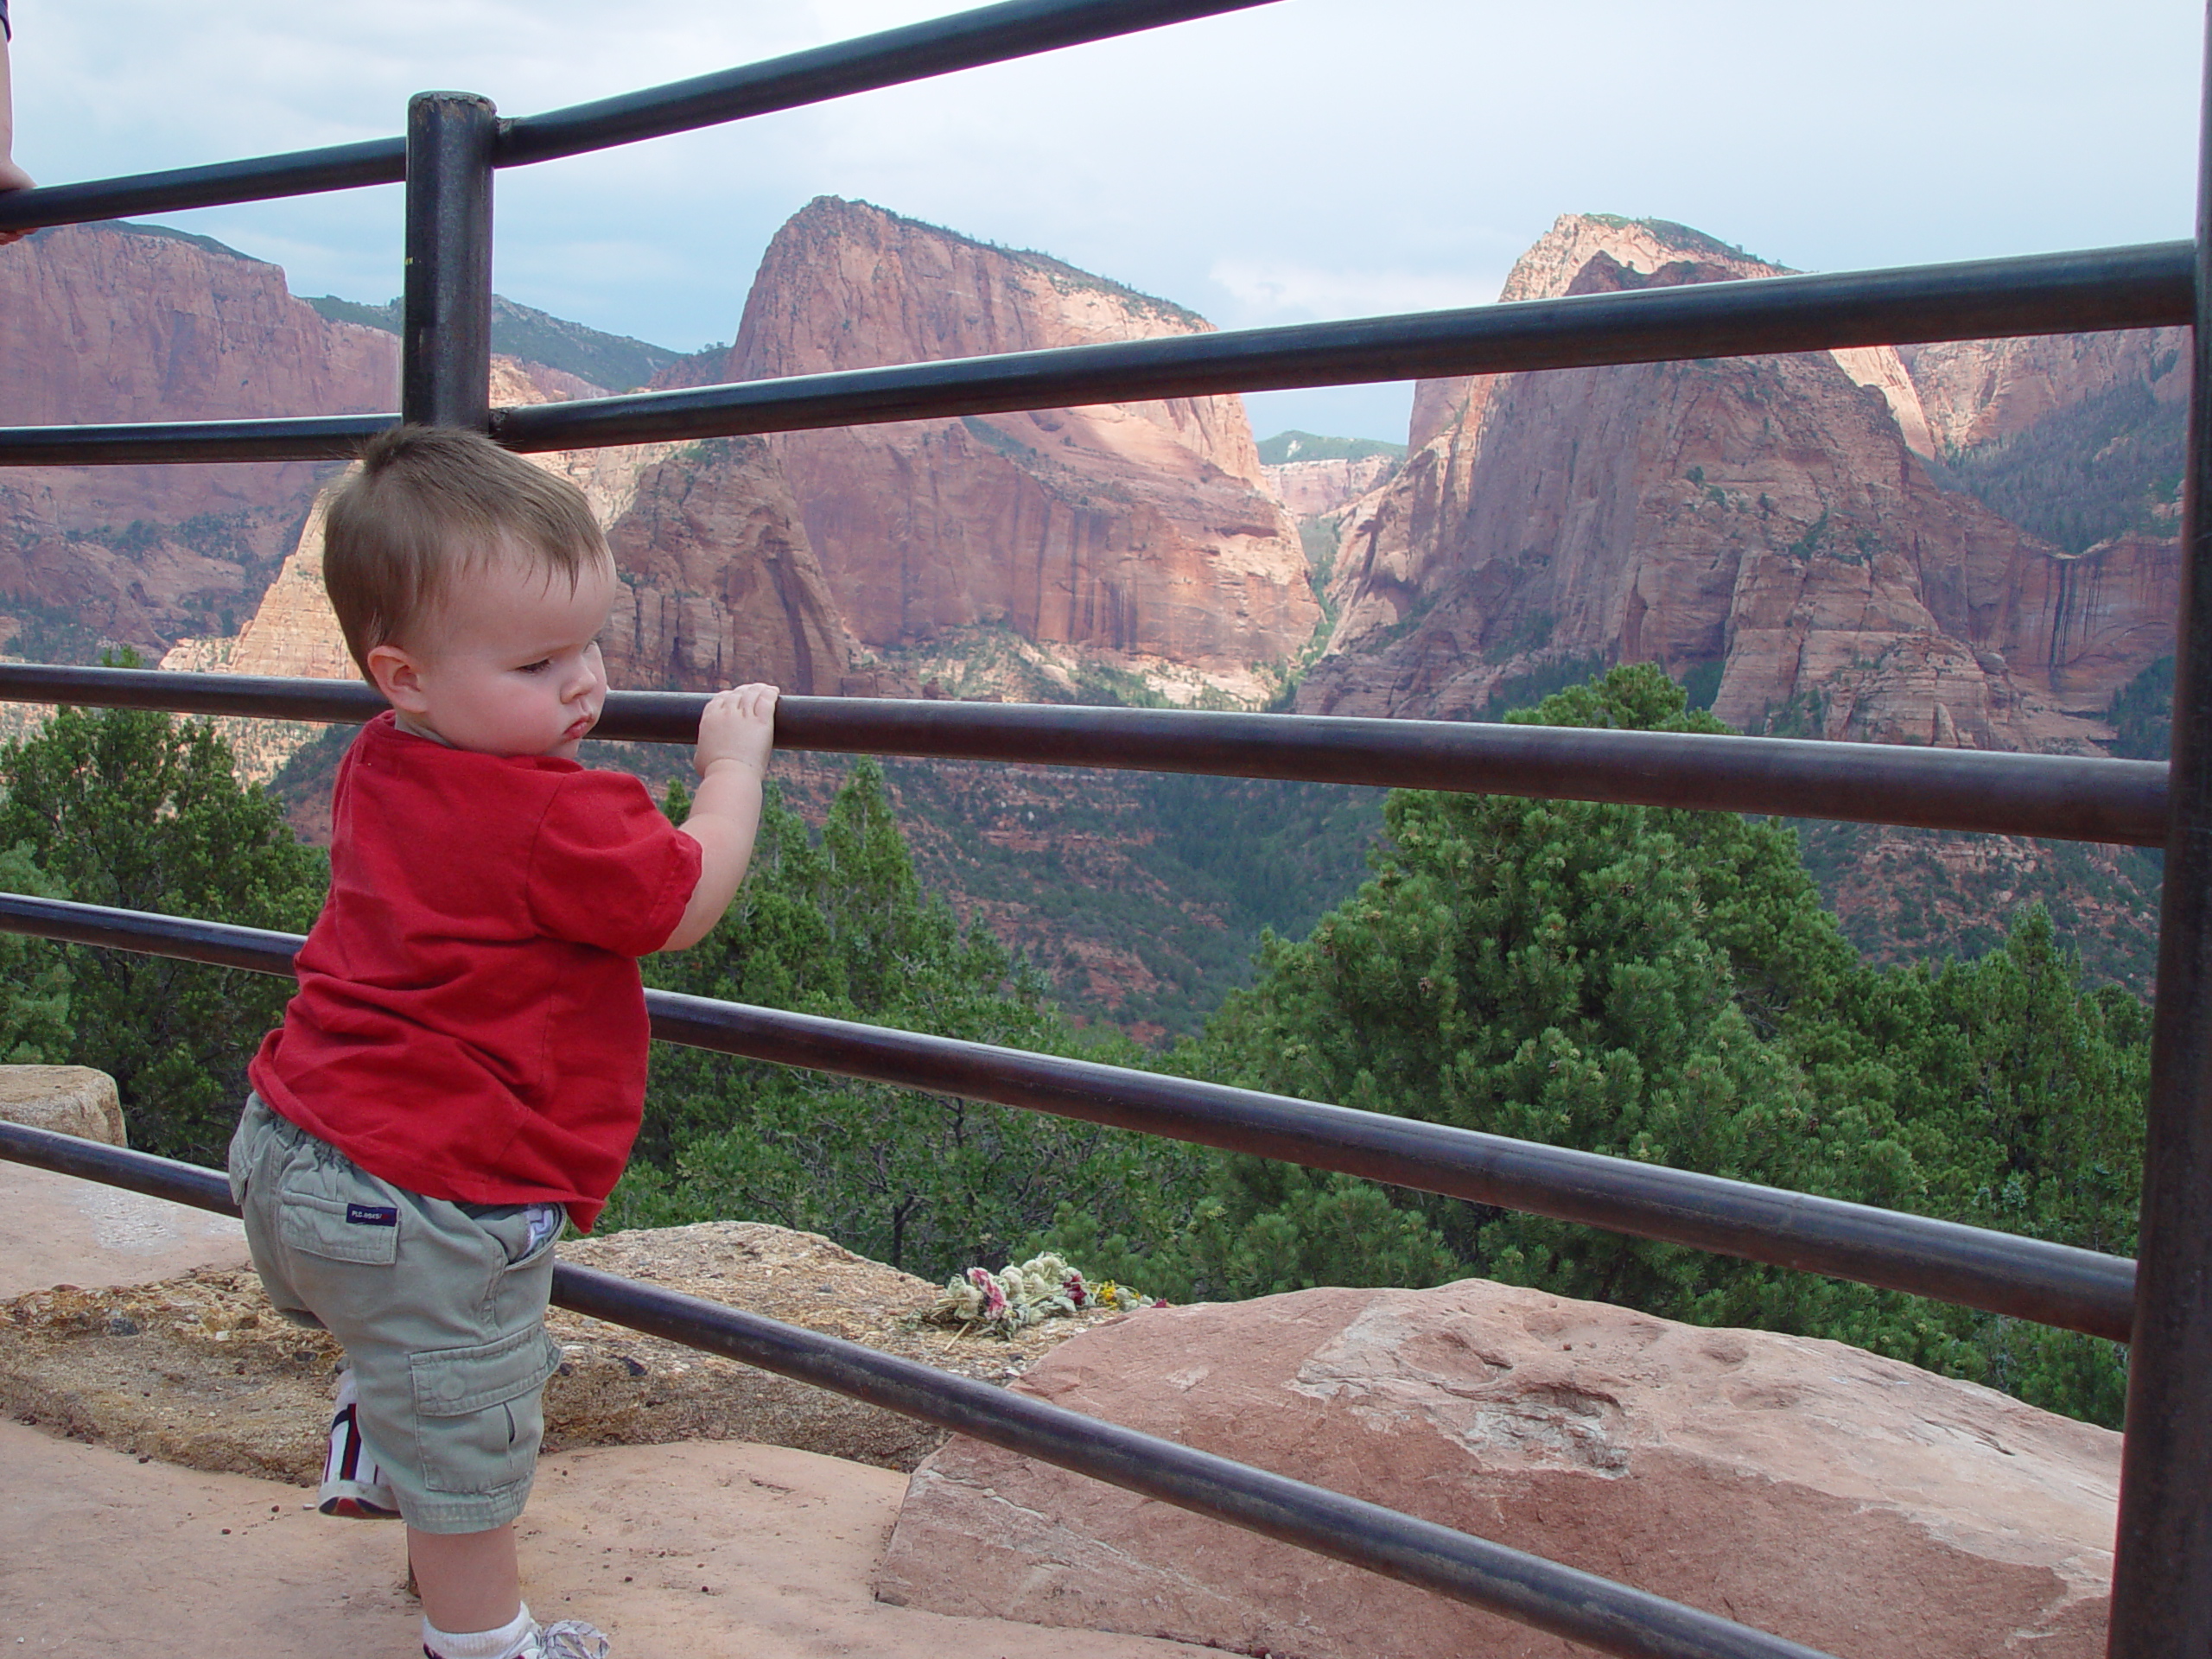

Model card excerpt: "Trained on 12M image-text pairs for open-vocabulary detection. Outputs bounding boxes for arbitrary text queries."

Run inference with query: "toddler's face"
[386,548,617,760]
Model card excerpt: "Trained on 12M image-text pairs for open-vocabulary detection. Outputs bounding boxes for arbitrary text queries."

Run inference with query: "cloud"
[10,0,2200,374]
[1208,259,1505,325]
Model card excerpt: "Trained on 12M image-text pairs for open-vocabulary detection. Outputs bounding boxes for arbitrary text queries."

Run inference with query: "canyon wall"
[1261,454,1399,520]
[0,223,855,727]
[1906,328,2186,453]
[0,222,401,653]
[1302,214,2177,751]
[715,198,1318,702]
[194,364,857,709]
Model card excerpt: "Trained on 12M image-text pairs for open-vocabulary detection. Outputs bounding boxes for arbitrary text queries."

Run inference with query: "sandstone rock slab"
[0,1422,1202,1659]
[0,1064,124,1145]
[875,1279,2118,1658]
[0,1165,250,1301]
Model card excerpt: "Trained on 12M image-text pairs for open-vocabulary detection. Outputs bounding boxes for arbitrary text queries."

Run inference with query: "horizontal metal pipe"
[497,0,1281,167]
[0,1119,235,1215]
[0,139,405,235]
[495,242,2195,452]
[0,1118,1834,1659]
[0,0,1271,234]
[652,990,2139,1344]
[0,243,2189,467]
[0,664,385,724]
[0,892,2138,1341]
[0,414,396,468]
[0,666,2165,847]
[0,892,302,976]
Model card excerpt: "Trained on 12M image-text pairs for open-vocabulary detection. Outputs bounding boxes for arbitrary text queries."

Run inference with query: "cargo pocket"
[278,1188,402,1267]
[410,1325,563,1495]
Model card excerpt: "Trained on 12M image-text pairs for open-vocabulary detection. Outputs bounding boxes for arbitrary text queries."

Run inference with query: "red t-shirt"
[248,714,702,1231]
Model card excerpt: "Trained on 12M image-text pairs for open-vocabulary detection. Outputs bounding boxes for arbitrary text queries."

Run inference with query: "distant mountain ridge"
[1255,431,1405,465]
[302,292,684,393]
[3,202,2186,1017]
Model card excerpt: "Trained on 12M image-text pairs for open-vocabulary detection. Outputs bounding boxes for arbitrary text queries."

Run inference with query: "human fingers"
[0,168,30,245]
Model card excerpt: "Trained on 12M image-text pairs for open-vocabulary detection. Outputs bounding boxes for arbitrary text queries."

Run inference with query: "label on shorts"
[346,1203,399,1227]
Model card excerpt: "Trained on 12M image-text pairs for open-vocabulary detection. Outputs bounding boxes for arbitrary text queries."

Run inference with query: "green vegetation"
[3,597,109,665]
[957,416,1038,461]
[303,293,684,392]
[1481,652,1606,719]
[1678,658,1724,711]
[1033,667,2145,1427]
[0,694,327,1165]
[1791,819,2162,997]
[0,662,2144,1429]
[608,761,1189,1278]
[1255,431,1408,466]
[0,844,74,1065]
[1927,365,2183,555]
[2107,654,2175,761]
[860,757,1385,1040]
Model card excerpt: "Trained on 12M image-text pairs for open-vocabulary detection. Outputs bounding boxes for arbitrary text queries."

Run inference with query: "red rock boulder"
[874,1278,2117,1658]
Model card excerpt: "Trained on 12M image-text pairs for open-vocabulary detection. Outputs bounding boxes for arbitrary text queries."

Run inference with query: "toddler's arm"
[662,683,779,950]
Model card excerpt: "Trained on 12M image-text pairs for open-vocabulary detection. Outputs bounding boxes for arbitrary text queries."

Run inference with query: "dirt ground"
[2,1164,1134,1482]
[0,1159,1194,1657]
[0,1421,1201,1657]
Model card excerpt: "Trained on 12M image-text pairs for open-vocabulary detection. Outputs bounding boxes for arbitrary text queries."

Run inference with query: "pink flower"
[968,1268,1007,1318]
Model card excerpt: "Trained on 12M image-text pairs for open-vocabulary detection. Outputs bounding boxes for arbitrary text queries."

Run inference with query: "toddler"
[228,424,778,1659]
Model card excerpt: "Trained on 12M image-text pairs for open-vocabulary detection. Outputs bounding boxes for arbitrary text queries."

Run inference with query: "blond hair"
[322,425,609,676]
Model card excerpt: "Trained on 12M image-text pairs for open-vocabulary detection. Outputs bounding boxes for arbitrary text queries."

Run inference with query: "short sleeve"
[525,770,702,957]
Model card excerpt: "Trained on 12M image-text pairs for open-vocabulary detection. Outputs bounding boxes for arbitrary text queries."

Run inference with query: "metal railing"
[0,1,2203,1655]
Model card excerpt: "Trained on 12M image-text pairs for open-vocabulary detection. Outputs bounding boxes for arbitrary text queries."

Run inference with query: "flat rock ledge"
[0,1065,125,1146]
[0,1219,1127,1483]
[876,1277,2121,1659]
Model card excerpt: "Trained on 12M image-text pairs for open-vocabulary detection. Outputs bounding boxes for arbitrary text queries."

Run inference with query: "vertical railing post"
[2110,8,2212,1652]
[401,92,498,429]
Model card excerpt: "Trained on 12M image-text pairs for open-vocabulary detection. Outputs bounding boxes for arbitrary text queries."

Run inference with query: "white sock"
[422,1603,535,1659]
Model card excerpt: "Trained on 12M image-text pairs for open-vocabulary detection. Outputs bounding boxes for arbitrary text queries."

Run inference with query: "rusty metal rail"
[0,664,2173,847]
[0,891,2139,1342]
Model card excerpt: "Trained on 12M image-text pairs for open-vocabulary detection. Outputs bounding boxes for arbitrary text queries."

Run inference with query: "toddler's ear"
[365,643,429,713]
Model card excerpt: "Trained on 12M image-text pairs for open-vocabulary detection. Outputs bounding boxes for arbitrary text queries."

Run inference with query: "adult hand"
[0,29,28,248]
[0,173,26,250]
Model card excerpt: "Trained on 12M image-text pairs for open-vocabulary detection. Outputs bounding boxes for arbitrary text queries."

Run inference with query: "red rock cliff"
[0,222,401,651]
[1301,214,2176,751]
[714,198,1318,699]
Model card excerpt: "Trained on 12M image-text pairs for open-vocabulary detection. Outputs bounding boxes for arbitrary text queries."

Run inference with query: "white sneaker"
[318,1369,401,1520]
[526,1623,612,1659]
[423,1621,612,1659]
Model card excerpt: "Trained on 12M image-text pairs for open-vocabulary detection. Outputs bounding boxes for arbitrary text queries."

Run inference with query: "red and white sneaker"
[318,1368,400,1520]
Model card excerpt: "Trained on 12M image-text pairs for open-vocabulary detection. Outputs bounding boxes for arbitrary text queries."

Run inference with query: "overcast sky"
[10,0,2203,442]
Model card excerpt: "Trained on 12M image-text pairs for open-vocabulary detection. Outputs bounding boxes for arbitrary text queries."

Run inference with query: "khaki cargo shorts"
[227,1093,565,1534]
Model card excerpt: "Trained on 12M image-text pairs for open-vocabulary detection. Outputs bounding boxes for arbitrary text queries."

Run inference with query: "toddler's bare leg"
[409,1522,521,1635]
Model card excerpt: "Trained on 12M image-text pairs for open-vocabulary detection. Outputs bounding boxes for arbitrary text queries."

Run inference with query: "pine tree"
[612,760,1195,1280]
[1049,665,2147,1425]
[0,701,327,1163]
